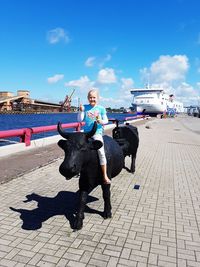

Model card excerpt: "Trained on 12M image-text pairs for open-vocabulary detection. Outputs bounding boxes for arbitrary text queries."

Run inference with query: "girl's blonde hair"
[87,88,99,100]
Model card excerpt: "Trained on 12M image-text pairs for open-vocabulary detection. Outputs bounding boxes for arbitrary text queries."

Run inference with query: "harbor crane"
[60,89,75,112]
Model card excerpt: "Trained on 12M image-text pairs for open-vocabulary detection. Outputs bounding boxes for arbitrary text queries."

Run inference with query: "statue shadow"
[10,191,102,230]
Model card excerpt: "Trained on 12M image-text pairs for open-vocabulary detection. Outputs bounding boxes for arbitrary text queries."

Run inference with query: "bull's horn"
[86,121,97,138]
[57,122,70,139]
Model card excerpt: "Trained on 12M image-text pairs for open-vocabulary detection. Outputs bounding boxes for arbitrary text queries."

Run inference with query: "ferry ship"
[130,86,184,116]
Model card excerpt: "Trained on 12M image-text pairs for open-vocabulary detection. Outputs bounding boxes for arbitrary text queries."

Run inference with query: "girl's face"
[88,91,98,107]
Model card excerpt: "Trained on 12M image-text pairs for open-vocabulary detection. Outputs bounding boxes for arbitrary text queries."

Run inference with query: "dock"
[0,115,200,266]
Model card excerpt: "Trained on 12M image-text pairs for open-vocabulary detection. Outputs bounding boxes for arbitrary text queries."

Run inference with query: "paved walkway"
[0,115,200,266]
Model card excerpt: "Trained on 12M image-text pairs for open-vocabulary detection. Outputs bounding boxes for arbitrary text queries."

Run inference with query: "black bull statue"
[57,121,139,230]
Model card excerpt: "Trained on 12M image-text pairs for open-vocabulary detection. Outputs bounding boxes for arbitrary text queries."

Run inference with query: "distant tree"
[106,107,112,112]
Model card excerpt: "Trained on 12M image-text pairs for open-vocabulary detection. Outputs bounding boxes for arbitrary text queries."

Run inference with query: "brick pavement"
[0,115,200,266]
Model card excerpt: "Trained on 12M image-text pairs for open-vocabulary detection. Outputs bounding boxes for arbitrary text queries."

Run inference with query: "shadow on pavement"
[10,191,101,230]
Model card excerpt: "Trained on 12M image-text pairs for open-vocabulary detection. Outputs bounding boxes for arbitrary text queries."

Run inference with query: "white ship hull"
[136,103,166,114]
[130,87,184,115]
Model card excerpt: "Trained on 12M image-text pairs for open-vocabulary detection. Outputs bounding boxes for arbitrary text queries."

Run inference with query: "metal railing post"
[21,128,32,146]
[76,122,81,132]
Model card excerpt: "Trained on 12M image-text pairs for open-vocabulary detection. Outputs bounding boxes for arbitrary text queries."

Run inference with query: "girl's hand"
[96,116,102,124]
[79,104,84,112]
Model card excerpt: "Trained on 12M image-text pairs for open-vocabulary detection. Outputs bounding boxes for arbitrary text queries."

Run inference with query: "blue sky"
[1,0,200,108]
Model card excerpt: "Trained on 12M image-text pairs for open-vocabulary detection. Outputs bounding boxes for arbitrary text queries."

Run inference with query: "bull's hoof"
[130,168,135,173]
[103,211,112,219]
[124,166,135,173]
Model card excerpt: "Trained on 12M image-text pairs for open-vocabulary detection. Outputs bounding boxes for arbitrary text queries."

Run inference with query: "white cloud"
[120,78,135,101]
[121,78,134,90]
[85,57,96,67]
[47,28,70,44]
[175,82,199,106]
[47,74,64,84]
[138,55,199,106]
[85,54,112,68]
[59,54,198,108]
[97,68,117,84]
[64,76,98,104]
[176,82,196,96]
[64,75,94,91]
[97,78,134,108]
[141,55,189,84]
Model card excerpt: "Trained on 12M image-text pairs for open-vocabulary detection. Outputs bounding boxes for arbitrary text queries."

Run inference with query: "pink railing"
[124,115,150,120]
[109,114,149,122]
[0,115,148,147]
[0,122,85,147]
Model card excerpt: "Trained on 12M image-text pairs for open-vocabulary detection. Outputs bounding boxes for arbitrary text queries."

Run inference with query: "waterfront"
[0,112,137,145]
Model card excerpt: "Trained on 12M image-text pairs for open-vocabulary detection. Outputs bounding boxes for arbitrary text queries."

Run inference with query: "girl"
[77,89,111,184]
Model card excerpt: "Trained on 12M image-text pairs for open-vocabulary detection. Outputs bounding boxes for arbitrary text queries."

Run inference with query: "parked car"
[192,107,200,118]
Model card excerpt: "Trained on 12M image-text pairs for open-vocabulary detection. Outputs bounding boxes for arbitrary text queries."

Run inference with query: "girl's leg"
[101,164,111,184]
[93,134,111,184]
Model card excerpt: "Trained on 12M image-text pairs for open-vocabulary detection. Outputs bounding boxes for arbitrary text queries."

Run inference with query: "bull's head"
[57,121,103,179]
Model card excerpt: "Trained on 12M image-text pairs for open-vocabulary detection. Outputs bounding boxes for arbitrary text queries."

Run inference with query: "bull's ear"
[58,139,66,149]
[89,140,103,150]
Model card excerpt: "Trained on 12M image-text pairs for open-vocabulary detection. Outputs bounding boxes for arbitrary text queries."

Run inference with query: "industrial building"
[0,90,75,113]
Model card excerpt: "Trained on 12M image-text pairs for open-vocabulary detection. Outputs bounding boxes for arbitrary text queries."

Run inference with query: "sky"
[1,0,200,108]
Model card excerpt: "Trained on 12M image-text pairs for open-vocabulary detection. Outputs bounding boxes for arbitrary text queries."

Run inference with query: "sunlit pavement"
[0,115,200,266]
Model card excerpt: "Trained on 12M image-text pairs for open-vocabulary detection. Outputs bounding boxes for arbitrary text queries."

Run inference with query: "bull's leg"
[101,184,112,219]
[74,190,88,230]
[130,154,136,173]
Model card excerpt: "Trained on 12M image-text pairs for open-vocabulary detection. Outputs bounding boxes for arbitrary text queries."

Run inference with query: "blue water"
[0,113,137,146]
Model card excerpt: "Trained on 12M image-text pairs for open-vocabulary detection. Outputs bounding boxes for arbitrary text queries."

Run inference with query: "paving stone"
[0,116,200,266]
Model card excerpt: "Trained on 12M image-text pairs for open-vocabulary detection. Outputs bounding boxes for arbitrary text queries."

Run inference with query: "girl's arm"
[97,112,108,125]
[77,111,84,122]
[101,113,108,124]
[77,104,85,122]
